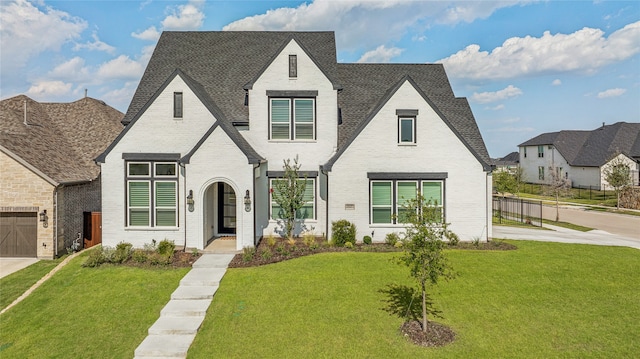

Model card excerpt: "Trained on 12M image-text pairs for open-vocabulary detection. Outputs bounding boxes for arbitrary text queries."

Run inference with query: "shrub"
[112,242,133,263]
[447,232,460,246]
[82,247,106,267]
[331,219,356,247]
[132,249,148,263]
[344,241,354,249]
[261,248,273,260]
[148,252,171,265]
[363,235,372,245]
[385,232,400,246]
[157,239,175,256]
[302,232,316,247]
[242,247,256,262]
[101,247,116,263]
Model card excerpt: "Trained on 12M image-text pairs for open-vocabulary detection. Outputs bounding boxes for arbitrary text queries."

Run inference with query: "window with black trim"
[289,55,297,78]
[270,97,315,140]
[269,178,315,220]
[370,179,443,224]
[398,117,415,143]
[174,92,183,118]
[126,162,178,227]
[537,145,544,158]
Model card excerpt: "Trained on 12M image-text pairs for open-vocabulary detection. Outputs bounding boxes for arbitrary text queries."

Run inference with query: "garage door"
[0,212,37,257]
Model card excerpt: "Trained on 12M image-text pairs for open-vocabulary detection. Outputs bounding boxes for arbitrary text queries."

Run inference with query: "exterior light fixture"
[186,190,195,212]
[244,190,251,212]
[39,209,48,228]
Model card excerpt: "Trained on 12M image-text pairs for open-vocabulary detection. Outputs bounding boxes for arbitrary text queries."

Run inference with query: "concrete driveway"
[0,258,40,279]
[493,224,640,250]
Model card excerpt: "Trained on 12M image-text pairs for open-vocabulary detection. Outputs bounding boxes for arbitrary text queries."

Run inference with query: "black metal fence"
[492,196,542,226]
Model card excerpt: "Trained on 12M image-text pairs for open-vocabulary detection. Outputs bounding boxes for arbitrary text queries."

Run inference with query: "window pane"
[156,182,176,207]
[156,209,176,226]
[295,124,313,139]
[294,99,313,123]
[129,209,149,226]
[372,182,392,205]
[372,208,392,223]
[155,163,176,176]
[302,179,314,201]
[397,181,417,205]
[271,203,283,220]
[174,92,183,118]
[272,124,290,139]
[422,182,442,206]
[400,118,414,142]
[271,99,290,122]
[128,163,150,176]
[296,204,314,219]
[129,182,150,206]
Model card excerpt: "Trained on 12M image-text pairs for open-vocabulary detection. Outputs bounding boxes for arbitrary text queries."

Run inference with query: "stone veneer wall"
[0,151,55,258]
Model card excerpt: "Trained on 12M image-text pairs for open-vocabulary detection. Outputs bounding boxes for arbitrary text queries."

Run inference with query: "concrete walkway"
[0,258,39,279]
[134,253,235,359]
[493,224,640,249]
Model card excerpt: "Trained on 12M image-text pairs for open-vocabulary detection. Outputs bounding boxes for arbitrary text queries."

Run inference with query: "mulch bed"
[400,320,456,347]
[228,237,516,268]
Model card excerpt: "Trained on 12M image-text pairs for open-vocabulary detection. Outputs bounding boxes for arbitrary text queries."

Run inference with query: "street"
[541,204,639,239]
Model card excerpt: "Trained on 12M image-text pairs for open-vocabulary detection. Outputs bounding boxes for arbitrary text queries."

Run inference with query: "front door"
[218,182,236,234]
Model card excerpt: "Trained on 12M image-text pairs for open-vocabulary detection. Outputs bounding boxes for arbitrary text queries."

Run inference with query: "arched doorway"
[203,181,237,245]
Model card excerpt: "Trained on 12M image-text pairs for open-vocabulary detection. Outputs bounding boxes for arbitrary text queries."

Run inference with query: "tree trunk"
[422,284,427,333]
[555,193,560,222]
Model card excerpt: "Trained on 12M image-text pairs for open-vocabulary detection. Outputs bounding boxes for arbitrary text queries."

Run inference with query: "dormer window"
[174,92,183,118]
[289,55,297,78]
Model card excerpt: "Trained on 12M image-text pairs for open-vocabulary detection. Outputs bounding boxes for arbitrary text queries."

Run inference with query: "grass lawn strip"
[0,258,61,310]
[188,241,639,358]
[0,250,189,358]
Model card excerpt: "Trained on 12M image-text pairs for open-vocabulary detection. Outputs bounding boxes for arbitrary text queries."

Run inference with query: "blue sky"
[1,0,639,157]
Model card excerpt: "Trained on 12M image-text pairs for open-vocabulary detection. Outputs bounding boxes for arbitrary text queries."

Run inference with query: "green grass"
[0,258,61,309]
[541,219,594,232]
[492,215,548,229]
[0,250,189,358]
[188,242,639,358]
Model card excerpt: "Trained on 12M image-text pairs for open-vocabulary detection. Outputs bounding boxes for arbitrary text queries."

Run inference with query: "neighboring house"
[493,152,519,172]
[0,95,123,258]
[97,31,493,251]
[518,122,640,189]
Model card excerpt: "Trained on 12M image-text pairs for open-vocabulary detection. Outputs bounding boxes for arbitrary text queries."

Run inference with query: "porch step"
[179,267,227,286]
[160,299,211,317]
[171,285,219,300]
[134,334,193,358]
[148,316,205,335]
[192,253,235,268]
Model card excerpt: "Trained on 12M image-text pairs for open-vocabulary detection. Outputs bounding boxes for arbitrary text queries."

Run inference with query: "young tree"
[603,153,632,210]
[493,170,516,196]
[546,164,571,222]
[395,194,457,333]
[271,156,307,239]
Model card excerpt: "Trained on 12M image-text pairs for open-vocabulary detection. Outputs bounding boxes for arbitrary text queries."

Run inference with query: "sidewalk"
[493,224,640,250]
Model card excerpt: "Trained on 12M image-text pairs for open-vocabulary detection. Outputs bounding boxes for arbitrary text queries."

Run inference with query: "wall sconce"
[39,209,48,228]
[186,190,194,212]
[244,190,251,212]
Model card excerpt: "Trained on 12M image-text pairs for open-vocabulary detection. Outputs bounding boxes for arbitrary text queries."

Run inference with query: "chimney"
[602,122,605,128]
[23,100,27,126]
[84,89,88,98]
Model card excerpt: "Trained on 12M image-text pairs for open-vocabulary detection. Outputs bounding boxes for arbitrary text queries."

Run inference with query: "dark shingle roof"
[0,95,124,184]
[123,31,339,126]
[493,151,520,166]
[122,31,490,171]
[519,122,640,166]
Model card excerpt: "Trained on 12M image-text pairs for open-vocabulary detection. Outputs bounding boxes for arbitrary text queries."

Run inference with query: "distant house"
[0,95,123,258]
[493,152,519,173]
[97,31,493,252]
[518,122,640,189]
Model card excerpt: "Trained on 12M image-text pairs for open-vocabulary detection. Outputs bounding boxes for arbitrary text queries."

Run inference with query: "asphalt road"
[541,204,639,239]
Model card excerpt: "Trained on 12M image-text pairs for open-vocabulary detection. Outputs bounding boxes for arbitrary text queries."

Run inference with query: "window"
[538,145,544,158]
[289,55,297,78]
[524,147,527,158]
[270,178,315,220]
[174,92,183,118]
[538,166,545,180]
[127,162,178,227]
[370,180,443,224]
[398,117,415,143]
[270,98,315,140]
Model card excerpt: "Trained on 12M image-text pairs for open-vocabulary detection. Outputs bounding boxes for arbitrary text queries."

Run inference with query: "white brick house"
[97,32,493,251]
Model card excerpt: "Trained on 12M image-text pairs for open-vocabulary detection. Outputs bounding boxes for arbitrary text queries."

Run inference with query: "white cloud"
[472,85,523,104]
[489,104,505,111]
[97,55,145,80]
[357,45,404,63]
[439,21,640,81]
[223,0,521,50]
[100,81,139,111]
[49,57,90,81]
[73,32,116,54]
[597,88,626,98]
[552,79,562,86]
[162,0,205,30]
[27,80,73,97]
[132,26,161,41]
[0,0,87,73]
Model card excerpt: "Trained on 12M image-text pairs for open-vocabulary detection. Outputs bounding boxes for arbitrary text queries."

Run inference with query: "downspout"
[180,162,187,252]
[54,187,58,257]
[253,162,259,247]
[321,167,329,241]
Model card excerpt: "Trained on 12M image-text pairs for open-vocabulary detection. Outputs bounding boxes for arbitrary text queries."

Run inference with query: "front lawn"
[0,250,189,358]
[188,241,639,358]
[0,258,61,309]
